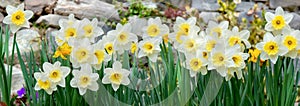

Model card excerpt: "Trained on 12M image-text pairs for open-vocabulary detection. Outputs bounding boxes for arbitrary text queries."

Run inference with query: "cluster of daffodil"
[255,7,300,64]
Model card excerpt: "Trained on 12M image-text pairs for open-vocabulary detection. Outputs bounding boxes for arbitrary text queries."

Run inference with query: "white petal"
[70,78,77,88]
[112,84,120,91]
[148,53,158,62]
[78,87,87,95]
[43,62,53,73]
[10,24,21,33]
[24,10,34,19]
[265,12,275,22]
[260,53,268,61]
[34,84,41,91]
[102,75,111,84]
[263,32,274,42]
[3,16,12,24]
[88,82,99,91]
[219,21,229,29]
[264,23,274,31]
[58,79,66,87]
[284,13,293,23]
[216,67,227,77]
[121,77,130,85]
[17,3,25,10]
[269,55,278,64]
[275,7,284,16]
[113,61,122,71]
[91,73,99,81]
[6,5,16,15]
[190,71,197,77]
[61,67,71,77]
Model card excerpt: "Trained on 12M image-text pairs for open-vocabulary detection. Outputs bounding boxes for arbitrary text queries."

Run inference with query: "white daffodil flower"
[142,17,169,39]
[77,18,104,43]
[169,17,200,49]
[69,38,98,68]
[43,61,71,87]
[92,39,111,70]
[281,29,300,59]
[3,3,33,33]
[256,32,288,64]
[102,61,131,91]
[101,35,115,56]
[178,34,202,56]
[34,72,57,95]
[57,14,80,42]
[185,50,208,77]
[265,7,293,34]
[207,43,236,77]
[206,21,229,38]
[108,23,138,54]
[70,64,99,95]
[138,38,161,62]
[224,26,251,49]
[11,29,40,55]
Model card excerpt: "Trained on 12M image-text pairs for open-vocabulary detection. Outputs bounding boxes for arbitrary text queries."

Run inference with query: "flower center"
[94,50,105,64]
[263,41,279,55]
[75,48,89,62]
[65,28,77,40]
[228,36,241,46]
[271,15,285,30]
[79,76,91,87]
[11,10,25,26]
[147,24,160,37]
[110,73,122,84]
[49,70,62,83]
[284,35,297,50]
[205,40,216,52]
[38,79,51,90]
[190,58,202,71]
[105,43,114,55]
[143,42,154,54]
[212,52,225,67]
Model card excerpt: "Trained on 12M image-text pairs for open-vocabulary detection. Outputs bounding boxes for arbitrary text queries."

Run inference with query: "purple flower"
[17,87,26,98]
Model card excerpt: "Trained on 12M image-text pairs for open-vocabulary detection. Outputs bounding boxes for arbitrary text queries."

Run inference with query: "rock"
[36,14,68,27]
[192,0,219,12]
[269,0,300,8]
[170,0,190,8]
[54,0,120,20]
[25,0,57,15]
[289,13,300,30]
[236,2,268,12]
[199,12,219,23]
[0,0,21,8]
[0,13,4,23]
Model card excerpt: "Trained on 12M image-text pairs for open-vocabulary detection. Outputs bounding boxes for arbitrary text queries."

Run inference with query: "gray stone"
[0,0,21,8]
[25,0,57,15]
[269,0,300,8]
[54,0,120,20]
[192,0,219,12]
[199,12,219,23]
[289,13,300,30]
[170,0,190,8]
[236,2,268,12]
[0,12,4,23]
[36,14,68,27]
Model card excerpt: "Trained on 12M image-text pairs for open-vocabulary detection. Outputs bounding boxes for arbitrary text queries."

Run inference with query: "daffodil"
[69,38,98,68]
[206,21,229,38]
[203,34,222,52]
[3,3,33,33]
[207,43,236,77]
[70,64,99,95]
[224,26,251,49]
[185,50,208,77]
[34,72,57,95]
[130,42,138,54]
[102,61,131,91]
[142,17,169,39]
[43,61,71,87]
[138,38,161,62]
[281,29,300,58]
[77,18,104,43]
[226,46,249,81]
[101,35,115,56]
[178,34,202,56]
[57,14,80,42]
[108,23,138,54]
[265,7,293,34]
[256,32,288,64]
[248,48,261,63]
[91,40,111,70]
[53,42,72,60]
[169,17,200,49]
